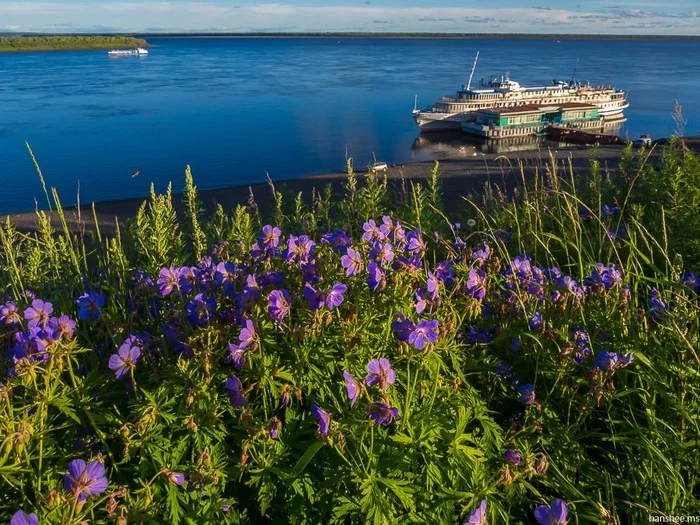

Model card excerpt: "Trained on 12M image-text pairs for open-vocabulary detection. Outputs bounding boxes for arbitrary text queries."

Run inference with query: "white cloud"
[0,2,697,34]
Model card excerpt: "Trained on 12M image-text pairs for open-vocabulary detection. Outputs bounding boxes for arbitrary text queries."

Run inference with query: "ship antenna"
[466,50,479,91]
[570,57,579,85]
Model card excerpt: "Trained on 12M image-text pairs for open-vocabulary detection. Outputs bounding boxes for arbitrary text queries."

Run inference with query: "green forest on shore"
[0,35,148,52]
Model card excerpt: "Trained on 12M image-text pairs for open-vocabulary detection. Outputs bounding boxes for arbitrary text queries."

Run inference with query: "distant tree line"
[0,35,148,52]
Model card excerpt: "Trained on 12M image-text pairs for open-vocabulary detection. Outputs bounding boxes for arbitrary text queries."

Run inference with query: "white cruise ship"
[414,53,628,132]
[108,48,149,57]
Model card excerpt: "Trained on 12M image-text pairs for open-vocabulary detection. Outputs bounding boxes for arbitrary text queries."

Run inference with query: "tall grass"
[0,142,698,524]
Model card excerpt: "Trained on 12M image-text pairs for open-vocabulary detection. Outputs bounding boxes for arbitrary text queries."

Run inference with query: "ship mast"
[466,51,479,91]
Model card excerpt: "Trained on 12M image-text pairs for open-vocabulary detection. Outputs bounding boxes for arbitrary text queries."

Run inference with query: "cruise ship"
[413,53,628,132]
[108,48,149,57]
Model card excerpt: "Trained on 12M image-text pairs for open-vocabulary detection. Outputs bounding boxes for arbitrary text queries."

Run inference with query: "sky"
[0,0,698,35]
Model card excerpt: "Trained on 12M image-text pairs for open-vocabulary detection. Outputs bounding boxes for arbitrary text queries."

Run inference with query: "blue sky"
[1,0,698,34]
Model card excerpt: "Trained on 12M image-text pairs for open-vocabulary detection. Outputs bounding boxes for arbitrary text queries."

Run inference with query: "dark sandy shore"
[5,139,697,236]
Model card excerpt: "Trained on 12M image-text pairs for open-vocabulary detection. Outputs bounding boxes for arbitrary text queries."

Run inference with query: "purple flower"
[108,342,141,379]
[285,234,316,264]
[392,312,415,342]
[303,283,325,311]
[268,290,291,325]
[465,499,487,525]
[367,261,387,292]
[10,510,38,525]
[504,449,521,466]
[367,402,399,426]
[466,326,493,345]
[215,262,238,295]
[681,272,700,294]
[466,268,488,301]
[157,266,181,297]
[49,315,77,339]
[415,288,429,314]
[534,498,569,525]
[225,376,247,407]
[341,247,363,277]
[0,301,21,328]
[362,219,385,243]
[495,362,513,378]
[63,459,109,502]
[602,204,619,216]
[472,244,491,266]
[518,384,536,405]
[365,358,396,391]
[185,293,217,327]
[370,242,395,266]
[23,299,53,328]
[570,329,589,347]
[426,271,442,300]
[167,471,186,486]
[409,320,439,350]
[259,225,282,250]
[311,403,331,436]
[529,312,544,332]
[343,371,361,407]
[595,351,618,371]
[647,288,668,322]
[227,342,246,369]
[238,319,257,349]
[406,229,425,255]
[321,230,351,253]
[326,283,347,310]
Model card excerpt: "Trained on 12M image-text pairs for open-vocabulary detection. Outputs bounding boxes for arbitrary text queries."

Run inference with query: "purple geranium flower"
[0,301,21,328]
[367,402,399,426]
[268,289,292,325]
[465,499,487,525]
[367,261,387,292]
[225,376,247,407]
[227,342,246,369]
[466,268,488,301]
[341,247,363,277]
[529,312,544,332]
[185,293,217,327]
[518,384,536,405]
[303,283,325,311]
[238,319,257,349]
[63,459,109,502]
[24,299,53,328]
[392,312,415,341]
[311,403,331,436]
[472,244,491,267]
[406,229,425,255]
[259,225,282,250]
[370,242,395,266]
[157,266,181,297]
[534,498,569,525]
[326,283,347,310]
[77,292,105,321]
[167,471,186,486]
[362,219,385,243]
[49,314,77,340]
[108,342,141,379]
[647,288,668,322]
[365,358,396,391]
[408,319,439,350]
[10,510,38,525]
[504,449,521,466]
[343,371,361,407]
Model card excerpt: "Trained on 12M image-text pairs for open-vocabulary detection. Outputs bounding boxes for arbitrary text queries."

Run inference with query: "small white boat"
[108,48,148,57]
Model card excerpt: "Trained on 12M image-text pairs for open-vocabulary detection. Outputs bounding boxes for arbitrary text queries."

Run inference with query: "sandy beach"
[5,139,697,235]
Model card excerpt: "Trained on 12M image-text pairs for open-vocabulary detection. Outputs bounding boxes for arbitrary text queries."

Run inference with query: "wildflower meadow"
[1,140,699,524]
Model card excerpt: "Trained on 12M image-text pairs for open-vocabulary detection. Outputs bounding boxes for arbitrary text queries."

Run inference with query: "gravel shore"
[5,140,694,235]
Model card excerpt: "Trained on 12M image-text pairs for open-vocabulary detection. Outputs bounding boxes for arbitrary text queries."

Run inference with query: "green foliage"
[0,35,148,52]
[128,183,185,273]
[0,145,699,524]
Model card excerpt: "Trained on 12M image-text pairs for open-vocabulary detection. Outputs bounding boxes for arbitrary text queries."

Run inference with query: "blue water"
[1,37,699,214]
